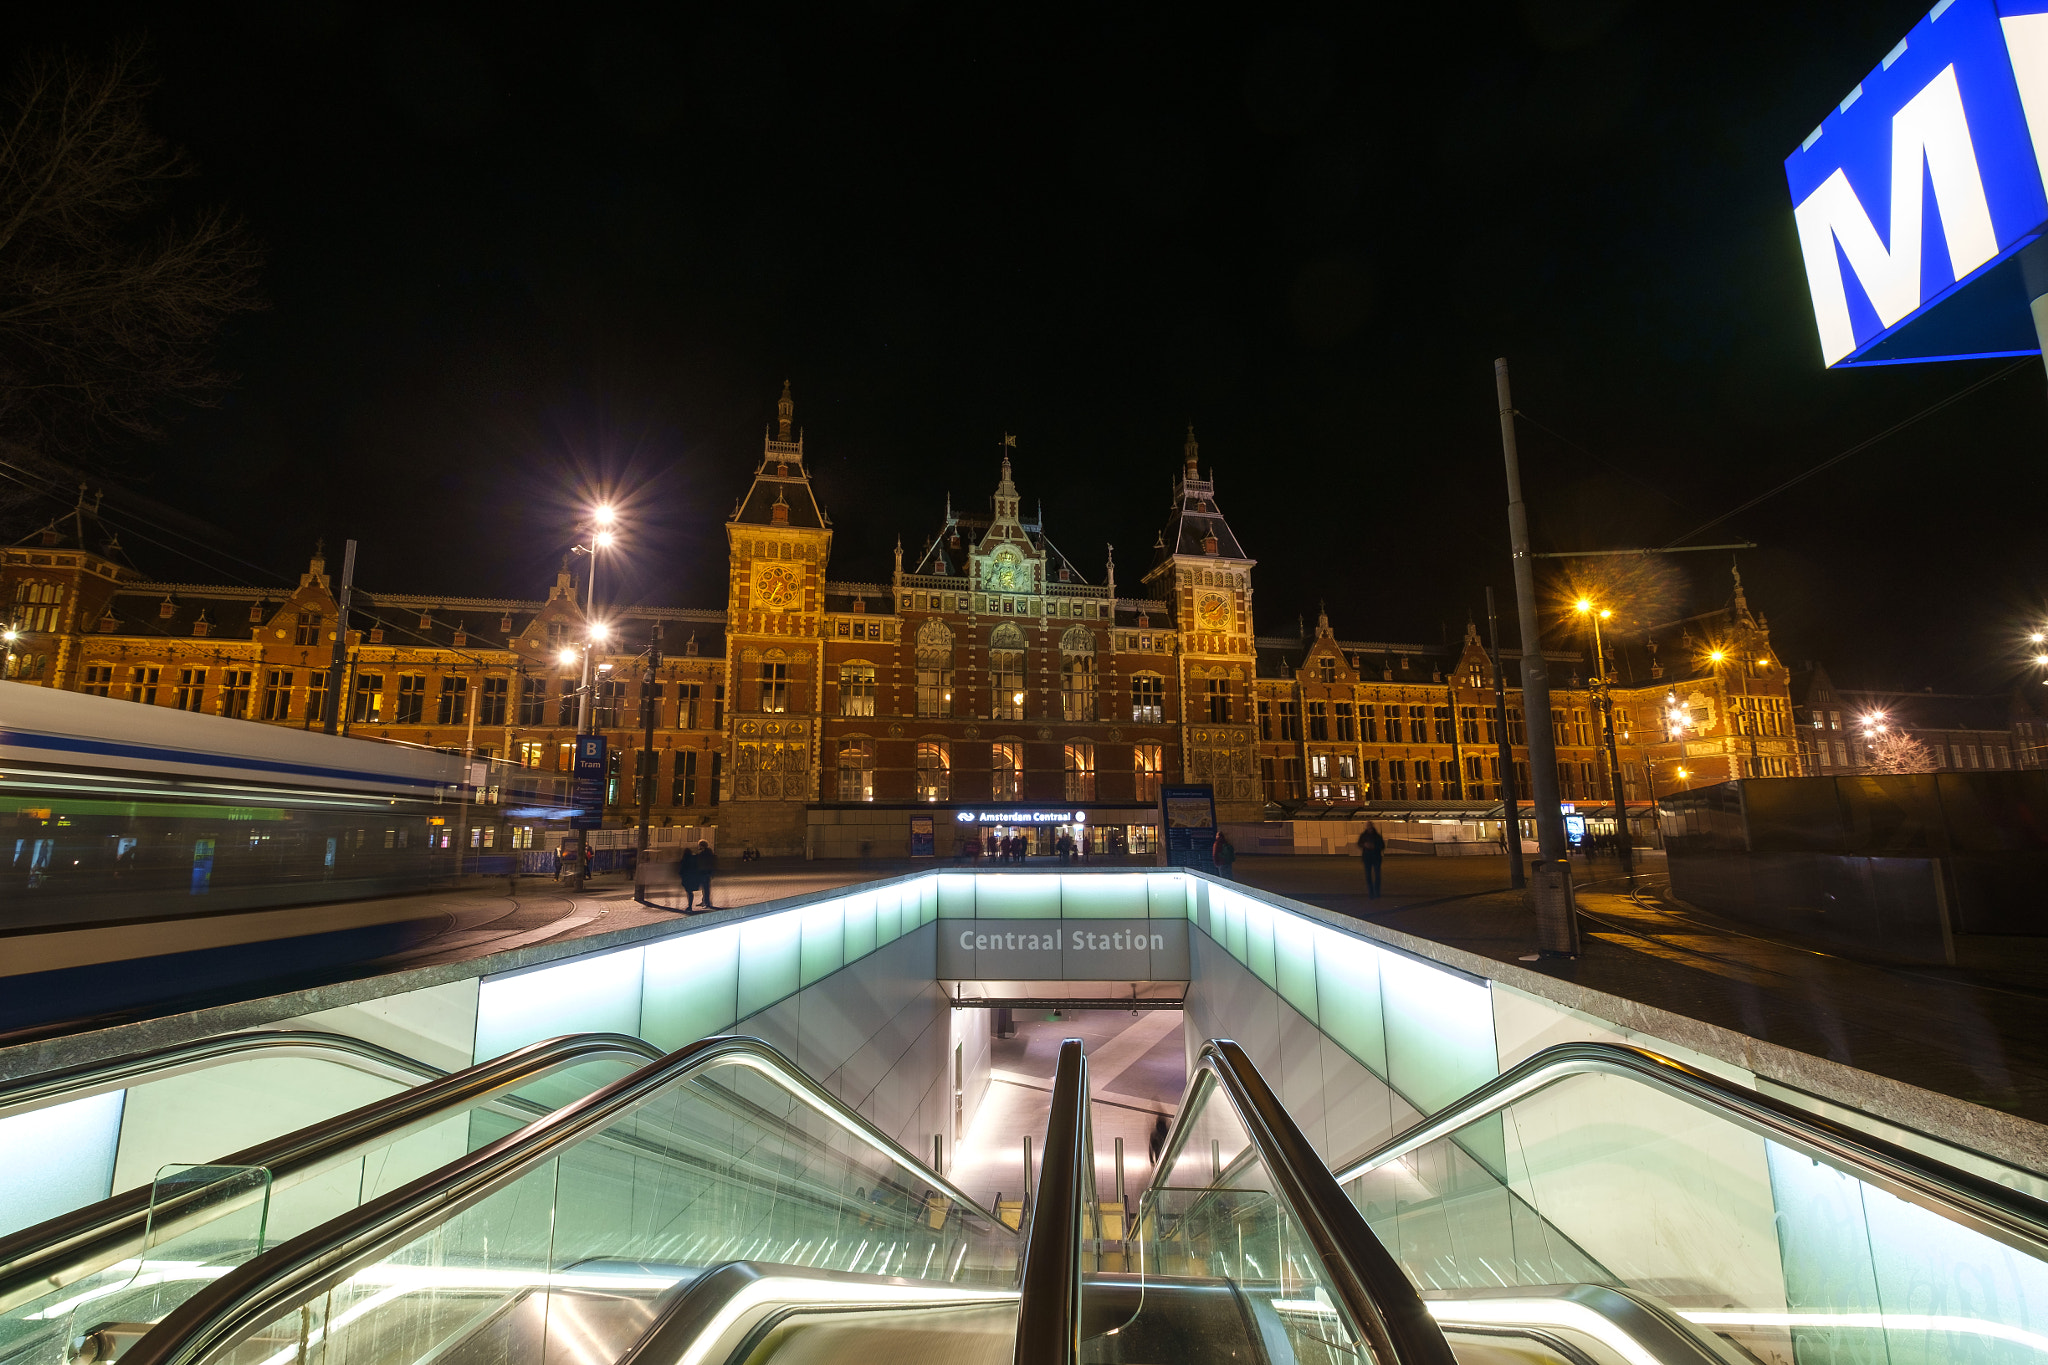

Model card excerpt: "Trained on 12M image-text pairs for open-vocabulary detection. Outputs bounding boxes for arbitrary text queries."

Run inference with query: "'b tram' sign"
[1786,0,2048,367]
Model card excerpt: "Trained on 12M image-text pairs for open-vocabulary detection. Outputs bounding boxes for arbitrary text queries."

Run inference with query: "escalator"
[28,1031,2048,1365]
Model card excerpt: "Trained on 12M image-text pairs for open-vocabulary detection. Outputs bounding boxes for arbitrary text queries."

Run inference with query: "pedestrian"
[678,844,698,911]
[1357,821,1385,899]
[695,840,718,909]
[1147,1112,1169,1165]
[582,843,595,880]
[1212,831,1236,881]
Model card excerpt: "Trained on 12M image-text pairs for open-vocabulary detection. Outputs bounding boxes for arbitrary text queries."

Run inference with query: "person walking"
[1357,821,1385,899]
[1147,1112,1170,1166]
[694,840,718,909]
[678,844,698,911]
[1212,831,1236,881]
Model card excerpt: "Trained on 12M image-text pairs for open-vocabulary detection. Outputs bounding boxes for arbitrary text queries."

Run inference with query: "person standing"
[1357,821,1385,899]
[694,840,718,909]
[678,844,698,911]
[1212,831,1236,881]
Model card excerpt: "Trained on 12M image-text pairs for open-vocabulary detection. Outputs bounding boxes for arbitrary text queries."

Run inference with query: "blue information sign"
[570,734,606,831]
[1786,0,2048,367]
[1159,784,1218,874]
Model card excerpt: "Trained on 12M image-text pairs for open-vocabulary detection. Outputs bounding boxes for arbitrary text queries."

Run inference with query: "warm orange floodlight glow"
[594,504,616,526]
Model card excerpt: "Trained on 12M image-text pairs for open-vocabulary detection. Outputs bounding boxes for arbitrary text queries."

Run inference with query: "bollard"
[1530,858,1581,956]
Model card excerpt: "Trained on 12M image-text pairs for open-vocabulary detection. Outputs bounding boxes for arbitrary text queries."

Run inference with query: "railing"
[1331,1041,2048,1261]
[1145,1039,1458,1365]
[0,1033,663,1316]
[1014,1039,1088,1365]
[117,1035,1014,1365]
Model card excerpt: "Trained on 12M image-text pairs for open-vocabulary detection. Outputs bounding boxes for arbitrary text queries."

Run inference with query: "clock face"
[1196,591,1229,629]
[753,561,801,611]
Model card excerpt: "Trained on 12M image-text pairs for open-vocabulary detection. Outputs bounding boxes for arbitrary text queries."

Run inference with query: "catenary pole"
[634,630,662,905]
[571,536,599,892]
[1485,586,1524,889]
[322,540,356,736]
[1496,359,1577,953]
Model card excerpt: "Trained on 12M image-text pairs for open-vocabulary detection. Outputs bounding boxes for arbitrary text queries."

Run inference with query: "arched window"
[1063,740,1095,801]
[916,741,950,802]
[1060,626,1097,722]
[917,619,954,717]
[837,738,875,802]
[839,662,876,717]
[991,741,1022,800]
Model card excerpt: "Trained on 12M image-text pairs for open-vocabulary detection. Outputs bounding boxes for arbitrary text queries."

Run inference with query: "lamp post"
[1574,599,1633,883]
[569,505,616,892]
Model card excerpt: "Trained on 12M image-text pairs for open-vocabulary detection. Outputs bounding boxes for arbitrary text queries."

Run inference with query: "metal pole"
[458,659,479,876]
[1497,358,1577,954]
[572,539,598,892]
[1486,586,1524,889]
[322,540,355,736]
[1023,1135,1035,1210]
[634,631,661,905]
[1589,614,1633,885]
[1114,1136,1126,1219]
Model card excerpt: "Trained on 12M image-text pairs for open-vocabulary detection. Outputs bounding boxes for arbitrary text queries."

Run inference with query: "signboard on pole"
[909,813,935,858]
[571,735,606,831]
[1159,784,1217,873]
[1785,0,2048,367]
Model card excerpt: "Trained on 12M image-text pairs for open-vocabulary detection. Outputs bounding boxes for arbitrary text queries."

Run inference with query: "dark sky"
[15,2,2048,693]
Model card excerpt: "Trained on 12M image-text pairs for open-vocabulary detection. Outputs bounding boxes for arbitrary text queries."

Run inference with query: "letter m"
[1794,65,1999,366]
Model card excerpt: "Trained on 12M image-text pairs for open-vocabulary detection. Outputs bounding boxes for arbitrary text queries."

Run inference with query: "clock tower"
[1144,426,1263,821]
[723,381,834,853]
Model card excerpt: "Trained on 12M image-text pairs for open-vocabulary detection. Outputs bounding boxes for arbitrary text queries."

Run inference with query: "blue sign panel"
[1785,0,2048,367]
[570,734,606,831]
[1159,784,1217,873]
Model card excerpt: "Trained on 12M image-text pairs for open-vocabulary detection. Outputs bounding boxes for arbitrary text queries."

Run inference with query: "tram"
[2,682,462,931]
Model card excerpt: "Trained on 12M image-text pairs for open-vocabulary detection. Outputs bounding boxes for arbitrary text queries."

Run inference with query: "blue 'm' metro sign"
[1786,0,2048,367]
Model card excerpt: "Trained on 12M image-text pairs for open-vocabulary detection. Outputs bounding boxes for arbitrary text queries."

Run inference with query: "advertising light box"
[1785,0,2048,367]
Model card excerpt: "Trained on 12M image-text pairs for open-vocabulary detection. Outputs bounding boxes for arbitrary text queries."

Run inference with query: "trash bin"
[1529,858,1580,956]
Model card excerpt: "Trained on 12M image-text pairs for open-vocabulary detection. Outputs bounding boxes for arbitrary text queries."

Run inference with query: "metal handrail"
[118,1035,1011,1365]
[1150,1039,1458,1365]
[0,1032,663,1314]
[1330,1041,2048,1261]
[0,1030,457,1116]
[1013,1038,1087,1365]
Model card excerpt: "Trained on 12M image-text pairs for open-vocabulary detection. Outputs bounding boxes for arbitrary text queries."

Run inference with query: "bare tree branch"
[0,40,263,456]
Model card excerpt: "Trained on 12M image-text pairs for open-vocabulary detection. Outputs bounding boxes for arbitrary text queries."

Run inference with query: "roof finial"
[776,379,794,441]
[1184,423,1199,478]
[1732,557,1750,617]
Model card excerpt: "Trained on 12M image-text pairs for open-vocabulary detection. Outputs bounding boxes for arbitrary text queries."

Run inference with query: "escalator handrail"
[1012,1038,1086,1365]
[0,1031,664,1314]
[1329,1040,2048,1260]
[1152,1039,1459,1365]
[0,1029,456,1117]
[118,1034,1010,1365]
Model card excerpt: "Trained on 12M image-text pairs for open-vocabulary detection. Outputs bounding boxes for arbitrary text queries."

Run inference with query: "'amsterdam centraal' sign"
[937,917,1189,980]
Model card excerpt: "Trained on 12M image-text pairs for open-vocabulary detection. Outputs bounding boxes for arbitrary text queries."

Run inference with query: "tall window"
[517,740,546,768]
[1132,674,1164,724]
[991,741,1022,800]
[479,676,508,726]
[129,666,159,705]
[1257,699,1271,740]
[1361,704,1378,742]
[305,674,327,724]
[1335,702,1354,740]
[1434,706,1454,743]
[595,677,625,728]
[1308,701,1328,741]
[295,611,321,646]
[1409,706,1429,743]
[838,739,875,801]
[917,741,950,801]
[395,674,427,724]
[840,664,876,717]
[176,668,208,713]
[1388,759,1408,800]
[992,650,1024,720]
[1064,740,1096,801]
[1278,700,1301,741]
[81,665,114,697]
[262,670,294,720]
[1281,756,1303,797]
[1362,759,1381,798]
[1207,678,1230,723]
[1134,743,1163,802]
[673,750,698,805]
[759,660,789,713]
[676,682,701,729]
[1061,655,1097,721]
[13,581,64,632]
[1309,752,1331,799]
[353,673,383,723]
[1441,758,1461,796]
[222,670,253,719]
[1415,761,1434,801]
[710,752,723,804]
[437,676,468,726]
[917,665,953,717]
[559,678,580,726]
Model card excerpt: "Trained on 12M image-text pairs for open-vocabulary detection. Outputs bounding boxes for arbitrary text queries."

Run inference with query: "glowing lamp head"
[593,504,616,527]
[558,649,577,666]
[1574,598,1593,615]
[2036,653,2048,666]
[1709,650,1725,664]
[593,530,616,549]
[590,622,610,642]
[2033,631,2046,644]
[1,629,16,642]
[1600,609,1612,620]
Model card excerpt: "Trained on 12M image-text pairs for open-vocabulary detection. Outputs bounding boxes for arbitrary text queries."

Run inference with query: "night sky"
[12,2,2047,693]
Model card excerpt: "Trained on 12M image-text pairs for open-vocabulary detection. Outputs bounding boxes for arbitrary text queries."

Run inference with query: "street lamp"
[567,506,621,891]
[1573,598,1632,881]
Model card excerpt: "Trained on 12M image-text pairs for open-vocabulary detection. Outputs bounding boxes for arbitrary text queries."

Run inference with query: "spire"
[776,380,794,441]
[1731,559,1752,623]
[1184,423,1199,478]
[1316,601,1332,639]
